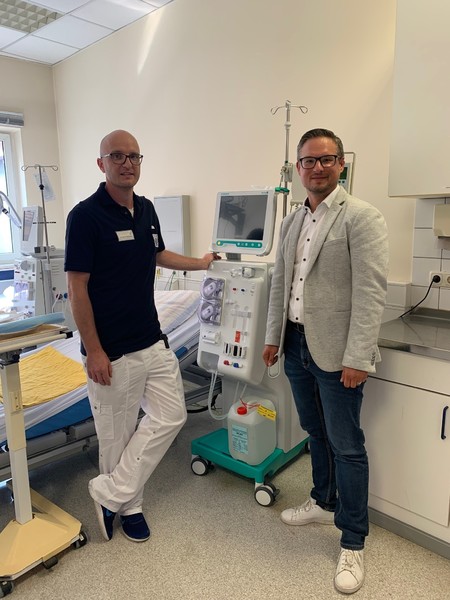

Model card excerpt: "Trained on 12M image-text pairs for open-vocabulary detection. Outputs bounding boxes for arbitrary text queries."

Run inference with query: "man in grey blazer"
[263,128,388,595]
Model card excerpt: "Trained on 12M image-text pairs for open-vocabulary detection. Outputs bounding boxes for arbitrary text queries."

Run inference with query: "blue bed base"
[25,397,92,440]
[22,344,190,441]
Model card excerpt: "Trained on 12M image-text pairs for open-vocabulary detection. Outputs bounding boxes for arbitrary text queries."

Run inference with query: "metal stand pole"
[271,100,308,217]
[21,164,59,314]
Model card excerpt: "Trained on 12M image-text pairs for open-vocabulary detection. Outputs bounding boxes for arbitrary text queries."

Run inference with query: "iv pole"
[21,164,58,314]
[271,100,308,218]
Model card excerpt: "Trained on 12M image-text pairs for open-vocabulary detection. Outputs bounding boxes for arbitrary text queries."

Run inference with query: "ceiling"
[0,0,173,66]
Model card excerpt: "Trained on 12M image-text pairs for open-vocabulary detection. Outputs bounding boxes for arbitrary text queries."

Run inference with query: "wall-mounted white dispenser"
[433,204,450,237]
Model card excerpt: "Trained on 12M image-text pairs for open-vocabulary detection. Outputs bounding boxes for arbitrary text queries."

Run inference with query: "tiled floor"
[0,409,449,599]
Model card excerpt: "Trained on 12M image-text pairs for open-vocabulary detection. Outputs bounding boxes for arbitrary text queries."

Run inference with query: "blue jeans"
[284,323,368,550]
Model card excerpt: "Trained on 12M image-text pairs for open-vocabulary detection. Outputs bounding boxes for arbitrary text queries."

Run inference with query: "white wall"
[0,56,65,249]
[52,0,413,283]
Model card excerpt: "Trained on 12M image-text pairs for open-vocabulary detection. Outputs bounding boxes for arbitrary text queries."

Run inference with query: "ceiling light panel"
[0,0,63,33]
[30,1,91,12]
[0,0,176,64]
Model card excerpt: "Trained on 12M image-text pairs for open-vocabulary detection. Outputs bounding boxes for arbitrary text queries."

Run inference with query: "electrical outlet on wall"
[430,271,450,288]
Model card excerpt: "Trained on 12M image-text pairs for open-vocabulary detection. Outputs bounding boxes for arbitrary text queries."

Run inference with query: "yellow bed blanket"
[0,346,86,407]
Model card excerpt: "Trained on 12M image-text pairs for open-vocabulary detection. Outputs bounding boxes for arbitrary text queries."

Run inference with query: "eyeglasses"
[298,155,340,169]
[101,152,144,165]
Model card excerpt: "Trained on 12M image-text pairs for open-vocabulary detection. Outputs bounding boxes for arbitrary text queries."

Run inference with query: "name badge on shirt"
[116,230,134,242]
[150,225,159,248]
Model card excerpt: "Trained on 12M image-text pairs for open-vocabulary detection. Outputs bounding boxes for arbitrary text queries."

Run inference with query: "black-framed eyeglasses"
[101,152,144,165]
[298,155,340,169]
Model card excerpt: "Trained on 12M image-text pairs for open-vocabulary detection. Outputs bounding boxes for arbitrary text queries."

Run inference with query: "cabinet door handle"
[441,406,448,440]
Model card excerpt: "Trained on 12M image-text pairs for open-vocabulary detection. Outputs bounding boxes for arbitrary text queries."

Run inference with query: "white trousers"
[84,340,187,515]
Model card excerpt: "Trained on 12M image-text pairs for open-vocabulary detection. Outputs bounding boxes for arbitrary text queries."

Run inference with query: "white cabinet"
[389,0,450,198]
[361,348,450,544]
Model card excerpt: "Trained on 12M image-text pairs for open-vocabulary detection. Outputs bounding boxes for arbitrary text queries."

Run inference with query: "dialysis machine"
[191,189,309,506]
[12,205,69,320]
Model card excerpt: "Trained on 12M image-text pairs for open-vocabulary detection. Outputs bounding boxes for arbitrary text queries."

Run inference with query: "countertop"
[378,308,450,360]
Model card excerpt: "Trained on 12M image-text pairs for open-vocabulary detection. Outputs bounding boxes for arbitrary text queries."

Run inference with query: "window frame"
[0,130,23,266]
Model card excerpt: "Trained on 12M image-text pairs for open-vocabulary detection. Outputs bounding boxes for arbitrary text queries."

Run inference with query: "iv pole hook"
[271,100,308,217]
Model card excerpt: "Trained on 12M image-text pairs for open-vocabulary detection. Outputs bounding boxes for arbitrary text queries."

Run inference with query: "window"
[0,131,21,264]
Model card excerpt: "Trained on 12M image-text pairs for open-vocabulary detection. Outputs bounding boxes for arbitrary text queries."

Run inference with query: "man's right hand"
[263,344,279,367]
[86,349,113,386]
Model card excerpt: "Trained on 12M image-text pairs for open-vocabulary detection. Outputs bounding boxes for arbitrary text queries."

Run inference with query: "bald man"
[65,130,218,542]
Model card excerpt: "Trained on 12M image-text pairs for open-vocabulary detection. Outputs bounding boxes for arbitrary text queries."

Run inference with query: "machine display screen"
[20,205,43,255]
[22,209,34,241]
[212,190,276,256]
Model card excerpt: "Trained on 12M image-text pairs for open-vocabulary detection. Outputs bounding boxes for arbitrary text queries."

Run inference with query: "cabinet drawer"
[362,377,450,526]
[374,348,450,396]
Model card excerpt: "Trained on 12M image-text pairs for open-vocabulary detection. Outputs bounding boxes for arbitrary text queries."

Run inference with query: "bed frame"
[0,349,220,482]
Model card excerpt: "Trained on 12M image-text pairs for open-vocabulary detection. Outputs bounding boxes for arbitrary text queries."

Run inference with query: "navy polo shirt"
[65,182,165,357]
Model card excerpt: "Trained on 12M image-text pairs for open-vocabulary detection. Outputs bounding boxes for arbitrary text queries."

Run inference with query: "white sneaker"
[334,549,365,594]
[280,497,335,525]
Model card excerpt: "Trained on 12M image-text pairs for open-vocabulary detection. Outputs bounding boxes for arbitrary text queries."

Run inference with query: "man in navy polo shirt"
[65,129,218,543]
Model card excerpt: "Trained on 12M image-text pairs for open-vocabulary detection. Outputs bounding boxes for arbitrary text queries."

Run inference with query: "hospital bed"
[0,289,218,482]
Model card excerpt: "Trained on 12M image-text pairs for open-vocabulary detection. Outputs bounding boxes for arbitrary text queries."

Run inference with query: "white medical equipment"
[12,165,69,322]
[192,195,308,506]
[191,100,311,506]
[20,205,43,256]
[338,153,355,193]
[154,195,191,256]
[0,316,86,596]
[211,189,277,257]
[13,250,66,318]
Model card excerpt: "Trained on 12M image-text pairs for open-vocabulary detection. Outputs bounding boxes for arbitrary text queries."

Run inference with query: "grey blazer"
[265,187,389,373]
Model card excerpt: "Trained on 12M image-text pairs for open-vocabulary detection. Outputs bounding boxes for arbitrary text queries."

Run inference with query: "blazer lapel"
[287,208,305,255]
[305,198,344,276]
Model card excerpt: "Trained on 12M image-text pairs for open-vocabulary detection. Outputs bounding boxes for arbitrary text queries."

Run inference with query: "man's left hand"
[340,366,368,388]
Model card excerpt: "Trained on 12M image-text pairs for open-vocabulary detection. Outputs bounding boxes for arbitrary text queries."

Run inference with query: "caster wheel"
[73,530,88,549]
[43,556,58,569]
[191,457,212,476]
[254,484,276,507]
[264,482,280,497]
[0,581,13,598]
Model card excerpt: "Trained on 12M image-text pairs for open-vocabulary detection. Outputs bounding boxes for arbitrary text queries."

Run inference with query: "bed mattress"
[0,290,201,443]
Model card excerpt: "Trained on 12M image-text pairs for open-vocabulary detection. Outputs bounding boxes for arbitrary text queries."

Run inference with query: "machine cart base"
[191,428,308,506]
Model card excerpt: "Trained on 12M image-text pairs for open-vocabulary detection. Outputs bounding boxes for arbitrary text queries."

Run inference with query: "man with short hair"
[65,129,218,542]
[263,128,388,594]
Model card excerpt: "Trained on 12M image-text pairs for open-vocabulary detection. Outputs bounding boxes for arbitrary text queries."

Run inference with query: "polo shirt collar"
[97,181,142,210]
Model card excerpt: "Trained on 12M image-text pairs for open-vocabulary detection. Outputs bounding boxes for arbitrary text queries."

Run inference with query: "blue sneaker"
[93,501,116,541]
[120,513,151,542]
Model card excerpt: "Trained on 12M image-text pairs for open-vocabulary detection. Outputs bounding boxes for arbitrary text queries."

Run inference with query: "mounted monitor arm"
[0,190,22,229]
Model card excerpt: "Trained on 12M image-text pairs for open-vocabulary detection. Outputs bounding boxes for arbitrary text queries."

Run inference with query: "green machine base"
[191,428,308,506]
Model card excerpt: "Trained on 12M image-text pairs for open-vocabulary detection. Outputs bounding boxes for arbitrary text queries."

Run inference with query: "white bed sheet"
[0,290,200,442]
